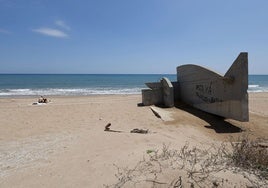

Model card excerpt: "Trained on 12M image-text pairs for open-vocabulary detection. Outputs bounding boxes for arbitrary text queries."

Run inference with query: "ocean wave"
[248,84,259,88]
[248,89,268,93]
[1,85,268,96]
[0,88,142,96]
[248,85,268,93]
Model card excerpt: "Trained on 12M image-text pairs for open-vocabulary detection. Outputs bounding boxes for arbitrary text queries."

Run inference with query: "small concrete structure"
[142,77,174,107]
[141,52,249,122]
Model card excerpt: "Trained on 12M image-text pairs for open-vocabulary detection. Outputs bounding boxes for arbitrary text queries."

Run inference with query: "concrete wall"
[176,52,248,122]
[142,77,174,107]
[142,89,162,106]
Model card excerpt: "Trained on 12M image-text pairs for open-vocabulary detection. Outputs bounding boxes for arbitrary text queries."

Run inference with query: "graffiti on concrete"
[195,82,223,103]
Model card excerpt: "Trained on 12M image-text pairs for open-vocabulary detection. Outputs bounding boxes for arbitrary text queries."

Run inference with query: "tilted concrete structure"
[141,52,249,122]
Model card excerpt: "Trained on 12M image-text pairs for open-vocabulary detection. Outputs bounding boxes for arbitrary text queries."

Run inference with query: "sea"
[0,74,267,97]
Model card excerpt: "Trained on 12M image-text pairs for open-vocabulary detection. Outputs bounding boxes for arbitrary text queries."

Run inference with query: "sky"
[0,0,267,74]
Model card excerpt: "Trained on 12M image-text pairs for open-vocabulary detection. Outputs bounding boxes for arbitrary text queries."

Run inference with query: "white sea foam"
[0,88,142,96]
[248,85,268,93]
[1,84,268,96]
[248,85,259,88]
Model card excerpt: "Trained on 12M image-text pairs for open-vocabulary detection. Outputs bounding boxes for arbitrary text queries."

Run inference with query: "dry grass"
[229,135,268,180]
[105,137,268,188]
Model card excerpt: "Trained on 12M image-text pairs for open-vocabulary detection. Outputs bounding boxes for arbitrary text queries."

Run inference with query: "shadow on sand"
[174,102,243,134]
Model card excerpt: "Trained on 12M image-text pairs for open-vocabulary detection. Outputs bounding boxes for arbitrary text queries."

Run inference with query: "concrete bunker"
[141,52,249,122]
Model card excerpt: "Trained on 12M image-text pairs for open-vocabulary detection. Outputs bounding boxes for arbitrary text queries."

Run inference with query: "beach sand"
[0,93,267,187]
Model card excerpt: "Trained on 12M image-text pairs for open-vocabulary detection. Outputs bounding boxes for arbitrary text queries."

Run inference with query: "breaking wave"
[248,85,259,88]
[1,85,267,96]
[248,85,268,92]
[0,88,142,96]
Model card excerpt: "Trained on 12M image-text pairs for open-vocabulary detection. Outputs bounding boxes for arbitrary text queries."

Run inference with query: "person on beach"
[38,96,48,103]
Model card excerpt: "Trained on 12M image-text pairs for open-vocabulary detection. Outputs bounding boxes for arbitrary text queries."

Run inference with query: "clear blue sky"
[0,0,267,74]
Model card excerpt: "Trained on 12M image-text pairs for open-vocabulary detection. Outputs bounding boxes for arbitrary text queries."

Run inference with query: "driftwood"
[104,123,122,133]
[130,129,148,134]
[104,123,148,134]
[104,123,112,131]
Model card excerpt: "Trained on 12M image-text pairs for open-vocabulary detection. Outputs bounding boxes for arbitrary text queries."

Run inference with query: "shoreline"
[0,91,267,100]
[0,93,141,99]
